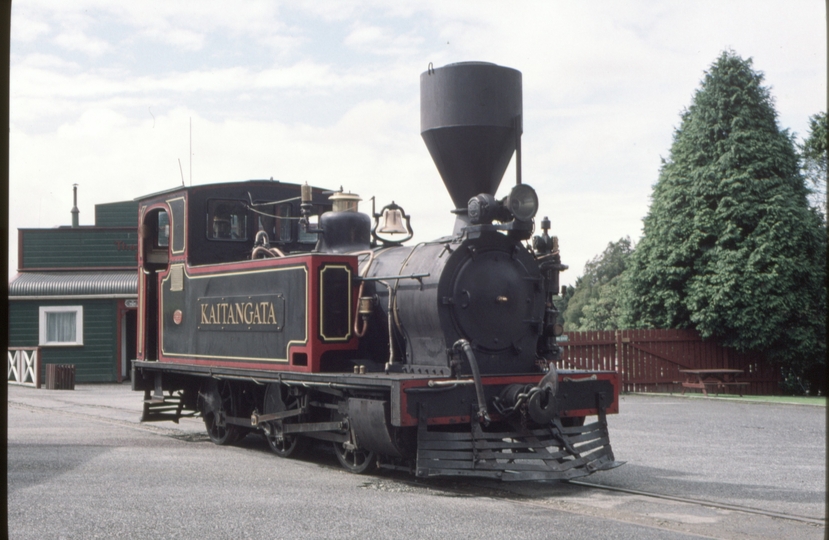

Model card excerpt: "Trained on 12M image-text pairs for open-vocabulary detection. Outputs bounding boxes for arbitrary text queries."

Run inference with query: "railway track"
[566,480,825,526]
[402,475,826,528]
[377,474,827,538]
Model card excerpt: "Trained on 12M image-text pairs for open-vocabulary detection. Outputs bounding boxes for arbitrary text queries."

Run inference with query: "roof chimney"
[71,184,79,227]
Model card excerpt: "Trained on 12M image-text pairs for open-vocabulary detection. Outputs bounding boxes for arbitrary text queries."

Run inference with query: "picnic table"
[679,369,747,397]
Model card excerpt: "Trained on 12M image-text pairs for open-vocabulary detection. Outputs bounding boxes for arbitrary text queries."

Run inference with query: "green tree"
[620,51,826,390]
[553,283,574,327]
[562,237,632,331]
[799,112,826,213]
[580,278,624,330]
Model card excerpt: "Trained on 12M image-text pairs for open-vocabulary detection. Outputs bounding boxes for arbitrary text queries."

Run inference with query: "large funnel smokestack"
[420,62,522,211]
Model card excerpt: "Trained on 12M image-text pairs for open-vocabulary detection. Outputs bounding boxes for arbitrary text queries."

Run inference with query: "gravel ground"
[6,384,826,539]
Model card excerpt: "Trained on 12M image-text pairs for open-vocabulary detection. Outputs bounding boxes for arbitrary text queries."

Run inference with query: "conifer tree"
[620,51,826,380]
[799,111,827,213]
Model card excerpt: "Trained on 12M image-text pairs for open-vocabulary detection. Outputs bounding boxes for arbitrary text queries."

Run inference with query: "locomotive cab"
[134,181,350,369]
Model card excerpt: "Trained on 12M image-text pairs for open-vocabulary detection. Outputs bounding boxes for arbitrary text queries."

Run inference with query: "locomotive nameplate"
[197,294,285,332]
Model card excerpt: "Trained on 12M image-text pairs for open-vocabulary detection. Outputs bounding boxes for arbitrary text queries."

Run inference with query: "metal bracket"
[355,273,429,282]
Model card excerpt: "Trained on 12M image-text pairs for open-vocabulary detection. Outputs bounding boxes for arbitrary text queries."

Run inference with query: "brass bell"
[379,208,407,234]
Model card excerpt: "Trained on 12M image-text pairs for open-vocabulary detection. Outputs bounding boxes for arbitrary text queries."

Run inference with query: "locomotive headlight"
[506,184,539,222]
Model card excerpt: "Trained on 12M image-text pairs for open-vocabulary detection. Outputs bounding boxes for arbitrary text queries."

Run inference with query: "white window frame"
[38,306,84,346]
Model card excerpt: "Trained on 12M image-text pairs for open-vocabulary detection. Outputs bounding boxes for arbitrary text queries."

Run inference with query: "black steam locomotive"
[133,62,621,480]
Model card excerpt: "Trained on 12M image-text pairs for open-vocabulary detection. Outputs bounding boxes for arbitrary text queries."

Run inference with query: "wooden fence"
[557,329,781,395]
[8,347,41,388]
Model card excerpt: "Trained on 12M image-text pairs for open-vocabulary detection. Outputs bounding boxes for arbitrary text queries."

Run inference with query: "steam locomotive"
[132,62,622,480]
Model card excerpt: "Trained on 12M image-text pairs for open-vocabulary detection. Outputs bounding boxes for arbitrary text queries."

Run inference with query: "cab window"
[274,203,293,243]
[254,202,293,244]
[207,200,248,241]
[157,211,170,247]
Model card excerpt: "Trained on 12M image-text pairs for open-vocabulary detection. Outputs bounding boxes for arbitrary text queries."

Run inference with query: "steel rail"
[567,480,825,526]
[387,472,825,529]
[378,470,825,528]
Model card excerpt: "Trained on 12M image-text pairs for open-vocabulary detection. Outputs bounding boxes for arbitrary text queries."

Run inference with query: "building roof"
[18,228,139,271]
[9,271,137,299]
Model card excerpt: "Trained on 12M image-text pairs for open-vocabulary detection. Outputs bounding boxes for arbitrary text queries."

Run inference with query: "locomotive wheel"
[263,383,306,458]
[268,432,305,457]
[332,442,376,474]
[201,379,243,445]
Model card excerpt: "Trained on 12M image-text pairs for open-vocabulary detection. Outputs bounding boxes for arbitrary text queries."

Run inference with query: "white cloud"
[10,60,394,132]
[10,13,50,42]
[254,63,371,90]
[11,60,383,103]
[13,53,79,70]
[54,29,112,56]
[344,22,425,57]
[344,24,385,47]
[14,0,300,54]
[141,26,206,51]
[7,0,826,284]
[12,63,128,101]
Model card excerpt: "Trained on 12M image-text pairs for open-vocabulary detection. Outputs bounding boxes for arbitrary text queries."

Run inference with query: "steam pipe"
[515,114,522,186]
[351,249,377,338]
[452,339,490,425]
[383,280,395,365]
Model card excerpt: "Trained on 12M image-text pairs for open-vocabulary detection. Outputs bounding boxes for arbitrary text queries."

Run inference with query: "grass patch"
[628,392,826,407]
[721,395,826,406]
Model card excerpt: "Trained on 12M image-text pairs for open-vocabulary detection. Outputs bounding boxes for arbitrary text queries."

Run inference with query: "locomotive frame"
[132,62,622,481]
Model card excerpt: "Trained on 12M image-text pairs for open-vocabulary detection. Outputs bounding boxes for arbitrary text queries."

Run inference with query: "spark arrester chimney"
[71,184,79,227]
[420,62,523,214]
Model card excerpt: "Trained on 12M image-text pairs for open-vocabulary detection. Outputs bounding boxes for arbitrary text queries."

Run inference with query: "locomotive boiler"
[132,62,622,480]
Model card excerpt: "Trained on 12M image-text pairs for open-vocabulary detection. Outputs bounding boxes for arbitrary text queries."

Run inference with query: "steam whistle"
[533,216,554,255]
[299,183,324,235]
[299,183,312,232]
[533,216,568,294]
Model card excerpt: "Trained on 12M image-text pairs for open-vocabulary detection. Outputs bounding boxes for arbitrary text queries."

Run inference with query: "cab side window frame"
[206,199,249,242]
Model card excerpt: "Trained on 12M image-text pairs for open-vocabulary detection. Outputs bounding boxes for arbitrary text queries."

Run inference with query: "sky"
[9,1,826,286]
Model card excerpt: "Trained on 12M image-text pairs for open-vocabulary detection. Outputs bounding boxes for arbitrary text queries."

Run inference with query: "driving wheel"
[200,379,243,445]
[263,383,306,458]
[332,441,376,474]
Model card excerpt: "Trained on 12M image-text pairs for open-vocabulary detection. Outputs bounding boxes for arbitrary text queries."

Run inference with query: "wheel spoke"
[201,379,242,446]
[333,442,375,474]
[264,383,305,458]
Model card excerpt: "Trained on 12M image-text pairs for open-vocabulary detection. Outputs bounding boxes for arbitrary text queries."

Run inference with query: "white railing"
[8,347,41,388]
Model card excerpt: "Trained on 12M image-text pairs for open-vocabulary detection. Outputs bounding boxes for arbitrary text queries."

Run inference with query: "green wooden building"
[9,199,139,383]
